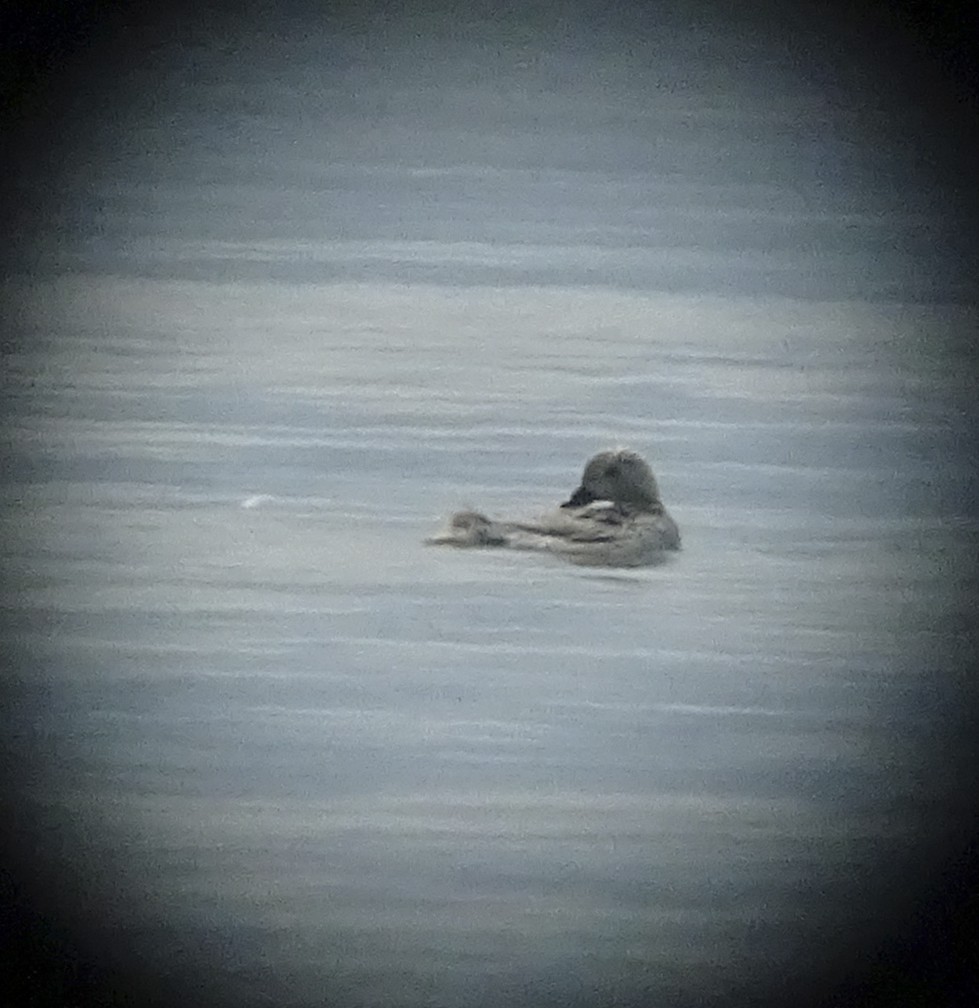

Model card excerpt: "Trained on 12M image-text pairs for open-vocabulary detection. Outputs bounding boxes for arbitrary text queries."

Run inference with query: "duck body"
[427,449,680,567]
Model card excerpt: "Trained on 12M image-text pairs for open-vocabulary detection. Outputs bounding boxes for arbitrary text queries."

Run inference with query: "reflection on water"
[3,7,977,1007]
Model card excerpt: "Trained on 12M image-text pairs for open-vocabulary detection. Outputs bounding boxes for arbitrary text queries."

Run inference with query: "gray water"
[3,9,977,1007]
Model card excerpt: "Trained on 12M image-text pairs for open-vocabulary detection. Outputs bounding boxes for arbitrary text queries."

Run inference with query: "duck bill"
[561,484,595,508]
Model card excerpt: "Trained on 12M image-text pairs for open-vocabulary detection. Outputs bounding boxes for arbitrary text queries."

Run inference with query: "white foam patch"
[240,494,276,509]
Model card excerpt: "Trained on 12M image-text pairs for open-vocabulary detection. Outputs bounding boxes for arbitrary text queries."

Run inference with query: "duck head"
[561,449,663,511]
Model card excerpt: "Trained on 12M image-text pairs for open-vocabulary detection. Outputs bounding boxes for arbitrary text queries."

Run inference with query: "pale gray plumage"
[427,448,680,567]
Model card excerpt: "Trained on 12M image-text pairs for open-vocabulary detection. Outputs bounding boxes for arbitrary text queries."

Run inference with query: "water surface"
[3,7,977,1006]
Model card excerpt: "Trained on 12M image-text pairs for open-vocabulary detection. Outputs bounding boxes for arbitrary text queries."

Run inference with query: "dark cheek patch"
[562,485,594,508]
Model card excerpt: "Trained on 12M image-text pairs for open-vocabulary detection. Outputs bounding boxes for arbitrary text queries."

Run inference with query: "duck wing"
[508,501,628,543]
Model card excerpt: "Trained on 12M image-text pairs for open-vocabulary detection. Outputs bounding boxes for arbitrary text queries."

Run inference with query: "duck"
[426,448,680,567]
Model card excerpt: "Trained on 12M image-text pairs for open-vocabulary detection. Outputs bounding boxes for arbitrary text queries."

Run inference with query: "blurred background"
[2,2,977,1006]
